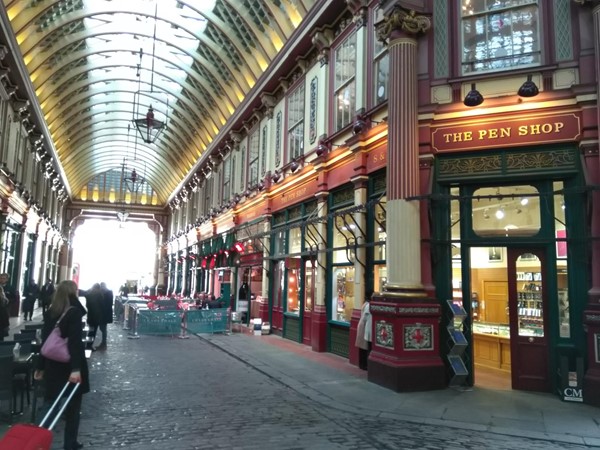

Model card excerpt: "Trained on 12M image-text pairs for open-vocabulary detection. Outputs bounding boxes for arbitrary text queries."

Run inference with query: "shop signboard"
[431,112,581,153]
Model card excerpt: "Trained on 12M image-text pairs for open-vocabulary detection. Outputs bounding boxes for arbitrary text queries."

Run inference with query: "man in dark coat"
[0,272,18,318]
[23,278,40,321]
[97,282,114,349]
[40,279,56,314]
[81,284,104,350]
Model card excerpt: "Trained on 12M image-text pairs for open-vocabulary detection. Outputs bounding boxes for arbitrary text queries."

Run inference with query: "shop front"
[270,200,319,342]
[431,111,587,395]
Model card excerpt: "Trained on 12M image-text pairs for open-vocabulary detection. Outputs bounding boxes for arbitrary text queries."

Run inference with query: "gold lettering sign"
[431,113,580,153]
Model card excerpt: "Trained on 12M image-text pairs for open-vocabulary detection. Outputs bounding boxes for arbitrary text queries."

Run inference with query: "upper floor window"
[287,82,305,161]
[248,130,260,187]
[373,7,389,106]
[461,0,540,74]
[334,32,357,131]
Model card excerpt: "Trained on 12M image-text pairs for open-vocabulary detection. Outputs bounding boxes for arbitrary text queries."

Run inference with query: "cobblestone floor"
[2,324,598,449]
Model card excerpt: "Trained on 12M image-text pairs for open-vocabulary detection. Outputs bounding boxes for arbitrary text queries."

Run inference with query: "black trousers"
[358,342,372,370]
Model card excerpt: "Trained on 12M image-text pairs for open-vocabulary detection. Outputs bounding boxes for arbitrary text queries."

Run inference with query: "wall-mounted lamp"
[518,74,539,98]
[290,160,300,173]
[464,83,484,107]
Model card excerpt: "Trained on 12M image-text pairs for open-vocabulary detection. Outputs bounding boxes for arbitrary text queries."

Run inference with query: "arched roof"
[3,0,315,204]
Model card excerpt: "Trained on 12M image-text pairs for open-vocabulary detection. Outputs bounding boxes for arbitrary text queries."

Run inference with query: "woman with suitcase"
[35,280,90,450]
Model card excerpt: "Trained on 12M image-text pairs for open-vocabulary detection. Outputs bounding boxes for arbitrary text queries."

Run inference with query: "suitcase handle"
[39,382,80,430]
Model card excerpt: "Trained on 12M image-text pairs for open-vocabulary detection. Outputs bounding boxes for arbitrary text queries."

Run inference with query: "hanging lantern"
[133,105,166,144]
[140,192,148,205]
[151,191,158,206]
[125,189,132,204]
[109,187,116,203]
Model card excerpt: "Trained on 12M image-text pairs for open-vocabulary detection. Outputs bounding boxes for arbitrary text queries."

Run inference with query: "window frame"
[460,0,541,75]
[332,30,358,132]
[286,80,305,162]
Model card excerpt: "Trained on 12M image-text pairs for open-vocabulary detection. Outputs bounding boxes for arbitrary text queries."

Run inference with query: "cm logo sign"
[563,388,583,402]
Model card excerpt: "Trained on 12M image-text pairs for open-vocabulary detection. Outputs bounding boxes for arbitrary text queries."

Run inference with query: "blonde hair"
[48,280,78,318]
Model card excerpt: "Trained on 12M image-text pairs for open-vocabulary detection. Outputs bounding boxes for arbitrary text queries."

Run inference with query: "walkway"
[1,309,599,449]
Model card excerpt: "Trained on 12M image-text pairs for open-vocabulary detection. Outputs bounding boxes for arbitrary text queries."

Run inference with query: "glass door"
[507,248,550,392]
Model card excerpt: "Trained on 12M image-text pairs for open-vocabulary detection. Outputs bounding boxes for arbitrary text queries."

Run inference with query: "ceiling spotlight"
[463,83,484,107]
[495,208,505,220]
[518,74,539,98]
[520,197,529,206]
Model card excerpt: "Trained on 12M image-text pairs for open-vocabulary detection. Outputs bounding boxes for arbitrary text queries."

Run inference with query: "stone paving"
[2,321,599,449]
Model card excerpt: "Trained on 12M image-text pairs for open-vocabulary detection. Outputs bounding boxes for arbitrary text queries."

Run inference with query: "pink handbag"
[40,308,72,363]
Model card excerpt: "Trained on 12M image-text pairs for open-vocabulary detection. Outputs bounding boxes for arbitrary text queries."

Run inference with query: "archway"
[71,219,157,293]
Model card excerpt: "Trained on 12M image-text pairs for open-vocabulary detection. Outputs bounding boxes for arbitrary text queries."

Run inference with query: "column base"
[311,304,328,352]
[368,354,446,392]
[583,369,600,406]
[367,292,446,392]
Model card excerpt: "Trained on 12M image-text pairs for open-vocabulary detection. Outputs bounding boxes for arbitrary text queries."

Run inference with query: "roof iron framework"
[2,0,315,205]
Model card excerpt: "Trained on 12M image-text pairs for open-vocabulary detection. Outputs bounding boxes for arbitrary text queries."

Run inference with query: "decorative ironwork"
[275,111,282,167]
[309,76,318,144]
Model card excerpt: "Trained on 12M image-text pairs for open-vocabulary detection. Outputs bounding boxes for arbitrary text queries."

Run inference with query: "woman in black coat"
[35,280,90,450]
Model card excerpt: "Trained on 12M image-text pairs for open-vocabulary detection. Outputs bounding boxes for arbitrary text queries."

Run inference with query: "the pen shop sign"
[431,112,581,153]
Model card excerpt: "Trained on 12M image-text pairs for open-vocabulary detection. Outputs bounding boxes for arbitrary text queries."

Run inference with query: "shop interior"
[450,183,568,390]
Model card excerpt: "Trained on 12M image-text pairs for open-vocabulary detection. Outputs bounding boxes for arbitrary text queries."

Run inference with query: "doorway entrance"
[467,246,549,392]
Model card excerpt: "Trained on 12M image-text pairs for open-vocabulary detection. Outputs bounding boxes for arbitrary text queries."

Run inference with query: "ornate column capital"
[376,6,431,43]
[311,26,334,67]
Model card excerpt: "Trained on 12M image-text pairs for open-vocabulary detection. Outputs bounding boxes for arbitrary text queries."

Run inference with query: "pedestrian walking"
[355,296,372,370]
[40,279,56,315]
[35,279,90,450]
[0,272,18,318]
[81,283,104,350]
[97,282,114,350]
[23,277,40,321]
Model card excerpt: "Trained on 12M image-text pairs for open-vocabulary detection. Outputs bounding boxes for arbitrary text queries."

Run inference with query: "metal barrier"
[121,306,231,337]
[136,310,182,335]
[183,309,230,335]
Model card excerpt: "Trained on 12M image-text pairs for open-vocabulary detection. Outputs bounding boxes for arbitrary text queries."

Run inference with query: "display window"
[332,266,355,323]
[287,267,300,315]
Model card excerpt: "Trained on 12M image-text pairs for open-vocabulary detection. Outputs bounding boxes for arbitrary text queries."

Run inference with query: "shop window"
[334,32,357,131]
[287,82,305,161]
[273,229,286,256]
[305,223,318,250]
[472,185,540,237]
[372,7,389,106]
[274,260,284,310]
[332,266,355,323]
[554,181,569,338]
[304,260,315,312]
[332,215,356,264]
[287,267,300,315]
[289,227,302,254]
[461,0,540,75]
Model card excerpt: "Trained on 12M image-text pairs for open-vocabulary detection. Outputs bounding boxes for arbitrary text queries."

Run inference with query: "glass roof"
[3,0,314,204]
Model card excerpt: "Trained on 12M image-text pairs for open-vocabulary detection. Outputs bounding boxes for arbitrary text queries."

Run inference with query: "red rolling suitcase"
[0,382,79,450]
